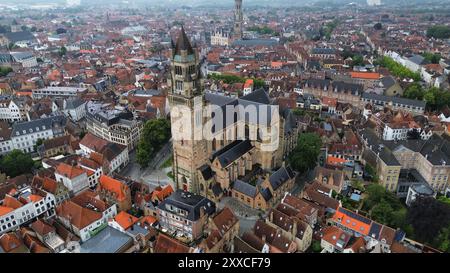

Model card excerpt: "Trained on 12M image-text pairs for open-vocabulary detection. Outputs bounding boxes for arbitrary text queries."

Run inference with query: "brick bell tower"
[233,0,243,40]
[168,26,208,194]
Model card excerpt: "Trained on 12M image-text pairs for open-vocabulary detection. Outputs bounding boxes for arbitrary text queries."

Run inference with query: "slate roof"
[408,54,428,66]
[213,140,253,168]
[361,92,426,108]
[204,89,278,128]
[304,79,363,95]
[232,180,257,197]
[158,190,216,221]
[11,115,66,137]
[2,31,35,43]
[269,166,295,191]
[379,77,394,89]
[173,26,195,56]
[211,183,223,197]
[199,164,214,181]
[260,187,272,201]
[240,88,271,104]
[65,98,85,109]
[232,39,278,47]
[311,48,336,55]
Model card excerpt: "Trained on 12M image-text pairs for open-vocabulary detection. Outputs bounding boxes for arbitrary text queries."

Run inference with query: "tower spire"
[233,0,243,40]
[173,25,194,56]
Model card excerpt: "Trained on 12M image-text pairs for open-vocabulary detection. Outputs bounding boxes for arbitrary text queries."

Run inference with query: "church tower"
[233,0,243,40]
[168,26,208,194]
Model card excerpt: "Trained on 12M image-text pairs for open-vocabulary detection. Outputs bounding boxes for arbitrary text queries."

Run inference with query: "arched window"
[245,125,249,140]
[200,183,204,192]
[257,128,262,142]
[212,138,217,151]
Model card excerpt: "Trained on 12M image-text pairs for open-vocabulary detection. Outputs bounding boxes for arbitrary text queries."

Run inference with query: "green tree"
[436,226,450,252]
[136,118,171,168]
[288,133,322,174]
[403,83,424,100]
[373,22,382,30]
[59,46,67,57]
[351,179,365,191]
[407,197,450,244]
[376,56,421,81]
[0,67,13,77]
[364,164,378,182]
[311,240,322,253]
[33,138,44,151]
[351,55,364,67]
[371,200,394,224]
[427,25,450,39]
[422,52,442,64]
[0,149,35,177]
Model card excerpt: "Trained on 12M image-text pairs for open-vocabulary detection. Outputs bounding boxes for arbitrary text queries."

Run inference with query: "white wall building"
[0,188,56,234]
[0,100,25,122]
[11,115,66,153]
[32,87,87,99]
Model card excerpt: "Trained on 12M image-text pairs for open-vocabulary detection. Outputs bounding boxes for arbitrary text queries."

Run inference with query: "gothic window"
[188,65,195,75]
[245,125,249,139]
[257,128,262,142]
[175,81,183,91]
[200,183,204,192]
[212,138,217,151]
[175,66,183,75]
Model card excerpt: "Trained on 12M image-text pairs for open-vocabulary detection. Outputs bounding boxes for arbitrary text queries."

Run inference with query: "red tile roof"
[99,175,128,202]
[350,72,380,80]
[114,211,139,230]
[56,200,102,230]
[154,233,190,253]
[56,163,86,179]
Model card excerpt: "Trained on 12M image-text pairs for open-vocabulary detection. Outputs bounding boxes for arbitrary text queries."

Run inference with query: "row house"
[54,163,90,195]
[55,191,117,242]
[0,99,27,122]
[330,207,400,253]
[157,190,216,242]
[361,92,426,116]
[10,115,66,153]
[266,208,313,252]
[86,110,143,150]
[301,79,363,107]
[97,175,132,212]
[79,133,130,174]
[200,207,239,253]
[231,166,296,211]
[0,187,56,234]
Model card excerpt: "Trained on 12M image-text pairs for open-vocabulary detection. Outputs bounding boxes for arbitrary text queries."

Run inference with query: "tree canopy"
[0,67,13,77]
[422,52,442,64]
[376,56,421,81]
[0,150,35,178]
[136,118,171,168]
[427,25,450,39]
[288,133,322,174]
[407,197,450,245]
[403,83,450,111]
[363,184,412,235]
[208,74,265,89]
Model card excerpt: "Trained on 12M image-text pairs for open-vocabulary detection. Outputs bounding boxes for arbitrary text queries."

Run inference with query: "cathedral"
[168,27,300,204]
